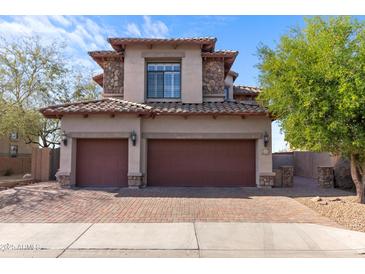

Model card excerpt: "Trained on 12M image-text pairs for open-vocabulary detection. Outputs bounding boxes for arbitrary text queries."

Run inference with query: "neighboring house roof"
[40,98,268,118]
[108,37,217,52]
[233,85,262,97]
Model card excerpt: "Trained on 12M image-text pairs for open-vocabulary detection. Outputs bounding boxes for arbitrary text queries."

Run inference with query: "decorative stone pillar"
[281,165,294,187]
[273,169,283,187]
[56,171,74,188]
[317,166,334,188]
[128,172,144,188]
[259,172,276,188]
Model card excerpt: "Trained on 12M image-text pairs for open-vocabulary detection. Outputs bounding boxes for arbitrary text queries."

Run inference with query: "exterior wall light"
[130,130,137,146]
[263,132,269,147]
[61,131,68,146]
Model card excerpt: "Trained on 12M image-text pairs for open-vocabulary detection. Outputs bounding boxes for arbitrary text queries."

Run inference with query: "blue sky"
[0,15,312,151]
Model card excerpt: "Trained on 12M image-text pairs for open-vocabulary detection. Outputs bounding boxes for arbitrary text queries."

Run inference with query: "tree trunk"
[350,154,365,204]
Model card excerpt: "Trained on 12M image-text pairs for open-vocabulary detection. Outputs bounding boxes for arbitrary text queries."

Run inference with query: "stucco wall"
[0,136,34,156]
[224,74,234,101]
[59,114,272,186]
[123,44,203,103]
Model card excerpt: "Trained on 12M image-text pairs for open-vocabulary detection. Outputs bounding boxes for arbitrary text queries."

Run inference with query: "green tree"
[258,16,365,203]
[0,36,100,147]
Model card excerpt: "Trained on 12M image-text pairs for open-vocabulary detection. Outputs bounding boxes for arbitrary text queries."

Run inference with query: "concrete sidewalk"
[1,222,365,258]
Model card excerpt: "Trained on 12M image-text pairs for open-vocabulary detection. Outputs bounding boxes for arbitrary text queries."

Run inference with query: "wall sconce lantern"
[130,130,137,146]
[263,132,269,147]
[61,131,68,146]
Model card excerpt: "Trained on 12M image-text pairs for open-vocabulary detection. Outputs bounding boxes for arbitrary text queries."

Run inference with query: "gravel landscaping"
[296,195,365,233]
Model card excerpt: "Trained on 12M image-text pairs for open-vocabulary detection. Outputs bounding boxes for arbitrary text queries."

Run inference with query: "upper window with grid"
[147,63,181,99]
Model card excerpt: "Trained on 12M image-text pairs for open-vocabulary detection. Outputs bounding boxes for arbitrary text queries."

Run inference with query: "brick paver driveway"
[0,177,349,224]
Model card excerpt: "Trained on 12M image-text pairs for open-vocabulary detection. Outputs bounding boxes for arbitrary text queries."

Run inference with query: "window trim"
[146,62,181,99]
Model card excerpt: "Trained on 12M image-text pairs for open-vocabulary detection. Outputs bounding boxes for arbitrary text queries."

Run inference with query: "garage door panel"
[76,139,128,187]
[147,139,255,187]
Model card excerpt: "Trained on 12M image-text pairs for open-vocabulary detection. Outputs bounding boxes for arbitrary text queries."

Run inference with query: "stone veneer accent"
[202,59,225,97]
[259,173,275,188]
[281,165,294,187]
[273,168,283,187]
[317,166,334,188]
[128,173,144,188]
[56,172,73,188]
[103,59,124,96]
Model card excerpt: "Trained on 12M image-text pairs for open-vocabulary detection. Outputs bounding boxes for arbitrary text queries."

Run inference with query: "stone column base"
[317,166,334,188]
[56,171,74,188]
[258,172,276,188]
[128,173,144,188]
[281,165,294,187]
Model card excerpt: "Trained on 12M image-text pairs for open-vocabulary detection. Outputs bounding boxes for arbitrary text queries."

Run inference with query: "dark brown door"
[147,139,256,187]
[76,138,128,187]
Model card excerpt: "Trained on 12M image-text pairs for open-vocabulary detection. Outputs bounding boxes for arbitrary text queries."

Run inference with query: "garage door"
[147,139,256,187]
[76,138,128,187]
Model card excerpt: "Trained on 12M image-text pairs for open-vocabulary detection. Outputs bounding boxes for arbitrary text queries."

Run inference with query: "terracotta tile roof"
[234,85,262,97]
[40,98,152,118]
[201,50,238,58]
[202,50,239,77]
[147,101,267,115]
[108,37,217,52]
[40,98,268,118]
[92,73,103,87]
[88,51,123,68]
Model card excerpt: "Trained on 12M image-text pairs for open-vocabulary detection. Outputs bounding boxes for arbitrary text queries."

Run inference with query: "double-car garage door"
[76,138,255,187]
[147,139,255,187]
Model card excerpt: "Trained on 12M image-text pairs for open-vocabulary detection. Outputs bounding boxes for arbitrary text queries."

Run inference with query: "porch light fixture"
[130,130,137,146]
[61,131,68,146]
[263,132,269,147]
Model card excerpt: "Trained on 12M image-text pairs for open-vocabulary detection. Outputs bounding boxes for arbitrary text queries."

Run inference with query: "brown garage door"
[147,139,256,187]
[76,139,128,187]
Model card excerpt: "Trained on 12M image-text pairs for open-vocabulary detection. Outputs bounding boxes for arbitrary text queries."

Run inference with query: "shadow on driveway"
[76,176,354,199]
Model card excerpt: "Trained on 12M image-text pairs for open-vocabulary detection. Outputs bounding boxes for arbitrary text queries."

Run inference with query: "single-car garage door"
[147,139,256,187]
[76,138,128,187]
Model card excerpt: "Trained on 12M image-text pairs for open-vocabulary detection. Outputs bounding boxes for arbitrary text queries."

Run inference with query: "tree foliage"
[258,16,365,202]
[0,36,100,147]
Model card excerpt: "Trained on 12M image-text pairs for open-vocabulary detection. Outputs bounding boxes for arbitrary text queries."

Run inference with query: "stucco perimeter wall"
[123,44,203,103]
[293,151,334,179]
[59,114,272,186]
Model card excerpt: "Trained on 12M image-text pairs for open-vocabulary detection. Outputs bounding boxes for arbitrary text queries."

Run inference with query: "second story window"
[147,63,181,99]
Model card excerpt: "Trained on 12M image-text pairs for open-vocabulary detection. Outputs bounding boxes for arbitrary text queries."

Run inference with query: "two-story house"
[40,37,275,188]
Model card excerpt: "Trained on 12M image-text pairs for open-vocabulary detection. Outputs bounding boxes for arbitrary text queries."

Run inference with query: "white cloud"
[142,16,169,38]
[125,23,141,37]
[0,16,113,70]
[0,16,170,70]
[50,15,72,27]
[124,16,169,38]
